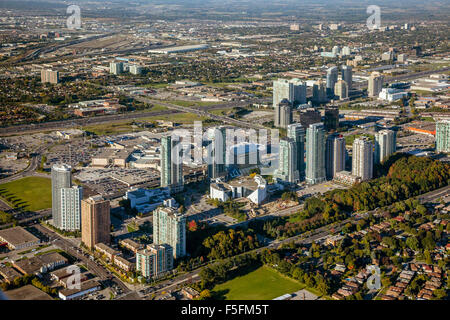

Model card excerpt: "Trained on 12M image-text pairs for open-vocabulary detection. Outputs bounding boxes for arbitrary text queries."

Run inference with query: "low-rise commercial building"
[0,226,41,250]
[0,264,22,284]
[5,284,53,300]
[58,280,102,300]
[209,175,268,205]
[13,252,68,275]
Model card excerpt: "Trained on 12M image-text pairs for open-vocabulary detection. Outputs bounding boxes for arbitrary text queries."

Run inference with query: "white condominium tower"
[352,137,374,182]
[274,138,298,183]
[334,80,348,100]
[273,79,307,107]
[136,244,173,279]
[59,186,83,231]
[153,206,186,259]
[374,129,397,164]
[109,62,124,75]
[305,123,326,185]
[51,164,83,231]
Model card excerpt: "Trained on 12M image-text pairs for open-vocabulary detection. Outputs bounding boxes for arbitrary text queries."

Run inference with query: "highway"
[0,110,179,136]
[133,95,267,130]
[2,65,446,137]
[0,98,268,136]
[417,185,450,203]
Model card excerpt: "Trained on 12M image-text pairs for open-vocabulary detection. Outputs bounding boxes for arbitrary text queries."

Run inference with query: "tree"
[424,250,433,265]
[198,289,212,300]
[432,289,446,300]
[406,236,419,251]
[188,220,198,232]
[415,204,427,215]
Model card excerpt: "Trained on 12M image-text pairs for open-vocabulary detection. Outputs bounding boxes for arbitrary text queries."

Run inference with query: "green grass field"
[142,112,209,123]
[83,122,135,136]
[0,177,52,211]
[169,100,221,108]
[212,266,303,300]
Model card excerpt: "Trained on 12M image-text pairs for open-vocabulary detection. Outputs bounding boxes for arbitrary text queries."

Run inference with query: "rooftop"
[0,226,40,248]
[59,280,101,298]
[0,264,22,281]
[5,284,53,300]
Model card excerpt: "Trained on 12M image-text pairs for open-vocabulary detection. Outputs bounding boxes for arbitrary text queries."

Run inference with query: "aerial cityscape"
[0,0,449,306]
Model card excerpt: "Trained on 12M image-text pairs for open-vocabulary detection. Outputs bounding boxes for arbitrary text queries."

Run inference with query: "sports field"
[0,177,52,211]
[212,266,303,300]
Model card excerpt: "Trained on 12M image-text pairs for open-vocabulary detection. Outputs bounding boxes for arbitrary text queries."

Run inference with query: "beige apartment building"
[81,196,111,249]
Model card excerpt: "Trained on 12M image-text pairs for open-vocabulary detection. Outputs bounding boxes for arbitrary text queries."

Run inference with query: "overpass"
[132,95,267,130]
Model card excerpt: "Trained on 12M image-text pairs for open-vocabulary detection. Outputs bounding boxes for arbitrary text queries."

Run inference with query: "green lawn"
[142,112,209,123]
[212,266,303,300]
[141,83,169,89]
[82,122,135,136]
[210,108,232,116]
[0,177,52,211]
[150,104,170,112]
[345,133,375,146]
[169,100,220,108]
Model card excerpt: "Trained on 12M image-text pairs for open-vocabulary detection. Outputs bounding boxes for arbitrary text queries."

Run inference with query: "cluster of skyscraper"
[270,67,400,185]
[110,61,143,75]
[52,161,187,280]
[326,65,352,100]
[271,120,397,185]
[273,67,352,128]
[276,126,397,185]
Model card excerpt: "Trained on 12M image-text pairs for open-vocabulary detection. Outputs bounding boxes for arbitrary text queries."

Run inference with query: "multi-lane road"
[1,67,448,137]
[140,214,353,299]
[0,98,268,136]
[138,184,450,299]
[418,185,450,203]
[33,223,131,295]
[133,96,267,130]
